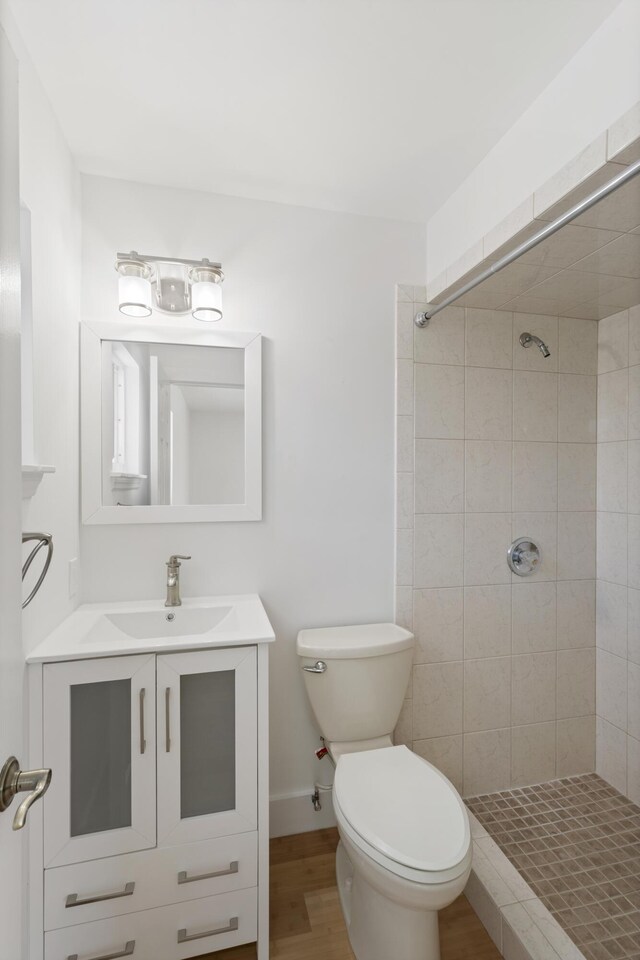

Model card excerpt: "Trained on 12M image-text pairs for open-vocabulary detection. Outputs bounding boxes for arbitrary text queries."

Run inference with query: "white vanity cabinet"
[27,606,272,960]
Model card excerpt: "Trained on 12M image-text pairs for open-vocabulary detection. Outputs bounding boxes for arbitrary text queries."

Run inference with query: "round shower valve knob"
[507,538,541,577]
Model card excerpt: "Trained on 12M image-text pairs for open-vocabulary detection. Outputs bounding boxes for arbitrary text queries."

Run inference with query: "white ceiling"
[10,0,621,222]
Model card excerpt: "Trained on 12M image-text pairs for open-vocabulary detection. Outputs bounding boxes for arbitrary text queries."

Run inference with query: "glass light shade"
[191,279,222,322]
[118,265,152,318]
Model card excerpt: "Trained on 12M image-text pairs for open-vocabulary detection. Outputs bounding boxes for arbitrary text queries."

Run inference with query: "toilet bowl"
[296,623,472,960]
[333,745,471,960]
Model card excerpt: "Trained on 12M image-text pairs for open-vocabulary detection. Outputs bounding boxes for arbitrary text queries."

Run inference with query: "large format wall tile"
[414,513,464,588]
[511,722,556,785]
[512,653,557,725]
[465,441,512,512]
[556,716,595,776]
[557,648,595,720]
[413,306,465,366]
[513,442,558,512]
[557,443,596,512]
[513,371,558,442]
[558,374,597,443]
[463,729,511,796]
[466,308,513,369]
[415,363,464,439]
[413,587,463,664]
[415,439,464,513]
[464,585,511,659]
[558,317,598,375]
[598,368,628,441]
[398,294,602,795]
[511,581,557,655]
[465,367,513,440]
[412,661,463,739]
[464,657,511,732]
[557,580,595,649]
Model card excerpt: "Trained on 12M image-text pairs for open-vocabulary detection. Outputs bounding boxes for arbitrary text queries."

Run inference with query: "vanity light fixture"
[115,252,224,321]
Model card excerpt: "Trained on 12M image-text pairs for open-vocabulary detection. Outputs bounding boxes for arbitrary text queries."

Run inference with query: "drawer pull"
[67,940,135,960]
[178,860,239,884]
[65,882,135,908]
[178,917,238,943]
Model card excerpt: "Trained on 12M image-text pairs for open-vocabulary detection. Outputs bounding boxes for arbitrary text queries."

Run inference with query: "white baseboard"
[269,789,337,838]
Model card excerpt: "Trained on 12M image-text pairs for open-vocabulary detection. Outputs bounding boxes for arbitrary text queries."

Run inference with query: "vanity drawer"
[45,832,258,930]
[45,887,257,960]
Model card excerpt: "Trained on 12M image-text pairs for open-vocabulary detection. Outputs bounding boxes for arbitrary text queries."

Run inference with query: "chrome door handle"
[67,942,135,960]
[0,756,52,830]
[66,882,135,908]
[302,660,327,674]
[178,861,239,884]
[178,918,238,943]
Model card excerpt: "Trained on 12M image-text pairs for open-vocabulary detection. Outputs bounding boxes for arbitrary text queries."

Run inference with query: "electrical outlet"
[68,557,79,599]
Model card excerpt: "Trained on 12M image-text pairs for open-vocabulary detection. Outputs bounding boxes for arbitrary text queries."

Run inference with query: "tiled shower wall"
[595,305,640,801]
[394,284,598,797]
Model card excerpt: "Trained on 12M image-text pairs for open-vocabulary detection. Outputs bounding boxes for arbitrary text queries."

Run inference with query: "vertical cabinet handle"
[139,689,146,755]
[165,687,171,752]
[67,941,135,960]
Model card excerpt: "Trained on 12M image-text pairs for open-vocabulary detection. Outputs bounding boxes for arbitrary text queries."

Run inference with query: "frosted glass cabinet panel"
[43,655,157,867]
[70,678,132,836]
[180,670,236,819]
[157,647,257,845]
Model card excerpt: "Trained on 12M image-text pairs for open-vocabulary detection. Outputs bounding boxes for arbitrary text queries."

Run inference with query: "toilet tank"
[296,623,414,743]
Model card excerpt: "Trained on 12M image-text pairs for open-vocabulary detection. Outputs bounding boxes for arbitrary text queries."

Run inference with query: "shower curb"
[465,809,585,960]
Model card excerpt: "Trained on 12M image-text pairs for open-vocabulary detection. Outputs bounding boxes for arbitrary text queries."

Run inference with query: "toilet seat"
[333,745,471,885]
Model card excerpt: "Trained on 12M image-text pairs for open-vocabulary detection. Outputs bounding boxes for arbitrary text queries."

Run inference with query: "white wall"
[0,3,82,656]
[426,0,640,280]
[80,174,425,813]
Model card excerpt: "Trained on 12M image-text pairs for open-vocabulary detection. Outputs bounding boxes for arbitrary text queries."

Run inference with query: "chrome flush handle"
[0,756,52,830]
[302,660,327,674]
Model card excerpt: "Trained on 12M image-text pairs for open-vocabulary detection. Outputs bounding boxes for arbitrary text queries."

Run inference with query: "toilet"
[296,623,472,960]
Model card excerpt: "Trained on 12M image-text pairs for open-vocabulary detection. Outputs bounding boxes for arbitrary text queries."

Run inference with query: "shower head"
[520,332,551,358]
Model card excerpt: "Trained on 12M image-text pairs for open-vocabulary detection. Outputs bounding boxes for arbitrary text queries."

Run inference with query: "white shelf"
[22,464,55,499]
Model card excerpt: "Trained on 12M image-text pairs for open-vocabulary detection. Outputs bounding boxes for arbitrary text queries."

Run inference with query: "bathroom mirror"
[81,321,261,523]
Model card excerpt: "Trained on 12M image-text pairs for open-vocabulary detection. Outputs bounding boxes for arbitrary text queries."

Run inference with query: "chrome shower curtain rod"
[415,156,640,327]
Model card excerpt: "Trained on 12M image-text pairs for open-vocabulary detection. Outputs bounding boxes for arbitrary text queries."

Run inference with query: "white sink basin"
[26,595,275,663]
[106,606,237,640]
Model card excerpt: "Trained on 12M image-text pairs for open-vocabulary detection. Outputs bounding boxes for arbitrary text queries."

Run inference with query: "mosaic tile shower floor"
[466,773,640,960]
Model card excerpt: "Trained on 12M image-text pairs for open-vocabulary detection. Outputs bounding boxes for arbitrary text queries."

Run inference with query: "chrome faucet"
[165,555,191,607]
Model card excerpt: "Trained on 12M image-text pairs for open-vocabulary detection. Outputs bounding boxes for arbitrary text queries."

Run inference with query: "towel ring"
[22,533,53,609]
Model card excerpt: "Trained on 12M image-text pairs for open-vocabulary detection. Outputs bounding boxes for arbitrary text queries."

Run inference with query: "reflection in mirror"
[101,341,245,506]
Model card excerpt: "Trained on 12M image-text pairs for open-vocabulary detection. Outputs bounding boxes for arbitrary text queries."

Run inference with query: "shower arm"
[416,156,640,327]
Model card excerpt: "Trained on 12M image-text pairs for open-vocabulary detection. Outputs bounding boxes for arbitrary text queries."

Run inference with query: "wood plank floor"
[197,828,501,960]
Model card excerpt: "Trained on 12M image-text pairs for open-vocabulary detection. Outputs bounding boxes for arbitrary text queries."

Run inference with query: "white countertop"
[27,594,275,663]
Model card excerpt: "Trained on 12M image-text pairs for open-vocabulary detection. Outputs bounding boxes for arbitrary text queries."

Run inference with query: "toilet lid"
[333,745,469,874]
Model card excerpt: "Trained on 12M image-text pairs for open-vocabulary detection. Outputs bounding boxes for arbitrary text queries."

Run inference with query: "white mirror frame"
[81,320,262,524]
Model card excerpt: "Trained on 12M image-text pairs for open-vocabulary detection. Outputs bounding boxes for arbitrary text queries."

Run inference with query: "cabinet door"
[157,647,257,845]
[43,655,156,867]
